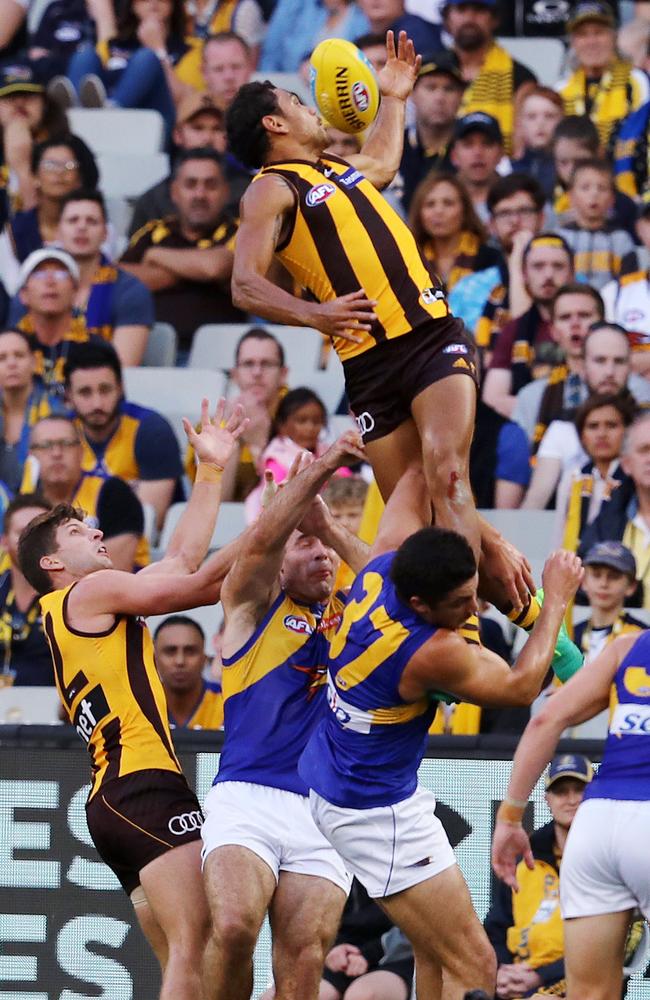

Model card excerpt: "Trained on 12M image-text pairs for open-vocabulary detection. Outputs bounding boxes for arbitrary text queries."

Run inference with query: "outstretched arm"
[491,634,633,890]
[221,432,365,614]
[139,397,247,577]
[347,31,421,189]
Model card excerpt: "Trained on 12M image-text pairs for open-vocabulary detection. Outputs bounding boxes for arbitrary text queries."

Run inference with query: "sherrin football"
[310,38,380,135]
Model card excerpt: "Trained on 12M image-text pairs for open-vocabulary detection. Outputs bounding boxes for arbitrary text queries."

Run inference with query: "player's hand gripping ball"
[310,38,379,134]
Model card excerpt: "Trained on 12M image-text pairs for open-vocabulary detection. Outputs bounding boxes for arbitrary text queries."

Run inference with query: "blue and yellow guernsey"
[299,552,455,809]
[584,630,650,802]
[215,589,345,795]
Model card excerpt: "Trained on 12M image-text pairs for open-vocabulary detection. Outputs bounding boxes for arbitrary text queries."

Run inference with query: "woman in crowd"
[554,392,637,550]
[510,83,565,200]
[9,135,98,262]
[65,0,203,137]
[408,172,503,294]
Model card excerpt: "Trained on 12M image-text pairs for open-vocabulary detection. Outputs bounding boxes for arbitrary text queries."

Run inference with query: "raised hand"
[312,290,377,342]
[541,550,584,604]
[322,430,365,471]
[376,30,422,102]
[183,397,249,470]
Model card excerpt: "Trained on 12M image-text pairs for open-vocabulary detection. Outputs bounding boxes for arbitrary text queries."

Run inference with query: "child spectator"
[548,115,637,236]
[558,159,636,289]
[408,171,503,294]
[570,541,645,736]
[322,475,368,591]
[511,84,564,200]
[555,392,637,551]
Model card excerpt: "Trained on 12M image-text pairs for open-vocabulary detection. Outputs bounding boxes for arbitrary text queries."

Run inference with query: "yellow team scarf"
[560,59,636,148]
[209,0,237,32]
[459,43,515,154]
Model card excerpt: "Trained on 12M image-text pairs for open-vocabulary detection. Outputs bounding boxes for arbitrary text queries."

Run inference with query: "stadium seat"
[67,108,166,155]
[141,322,178,367]
[97,151,170,200]
[156,500,246,554]
[250,71,311,106]
[326,412,357,438]
[147,603,224,654]
[478,508,555,565]
[188,322,326,382]
[498,37,566,87]
[123,367,226,431]
[302,367,346,414]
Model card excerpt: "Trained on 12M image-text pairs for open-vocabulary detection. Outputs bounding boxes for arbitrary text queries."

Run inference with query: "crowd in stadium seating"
[0,1,650,732]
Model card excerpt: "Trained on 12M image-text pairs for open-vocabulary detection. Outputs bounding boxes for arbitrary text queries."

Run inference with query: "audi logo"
[355,411,375,437]
[168,810,203,835]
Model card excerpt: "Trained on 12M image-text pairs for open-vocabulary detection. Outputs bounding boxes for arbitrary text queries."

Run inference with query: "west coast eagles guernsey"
[257,153,453,361]
[215,589,345,795]
[585,628,650,801]
[299,552,451,808]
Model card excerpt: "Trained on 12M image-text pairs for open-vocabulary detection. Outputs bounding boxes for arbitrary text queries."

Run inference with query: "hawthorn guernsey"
[310,38,380,134]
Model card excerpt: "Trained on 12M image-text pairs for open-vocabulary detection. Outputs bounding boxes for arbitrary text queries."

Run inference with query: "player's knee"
[212,911,259,958]
[421,437,465,490]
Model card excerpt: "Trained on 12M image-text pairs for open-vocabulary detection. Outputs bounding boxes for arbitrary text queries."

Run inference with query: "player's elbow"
[231,268,257,310]
[503,675,543,707]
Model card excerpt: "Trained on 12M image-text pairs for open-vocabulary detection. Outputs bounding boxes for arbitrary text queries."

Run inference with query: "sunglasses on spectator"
[40,158,79,173]
[29,269,73,282]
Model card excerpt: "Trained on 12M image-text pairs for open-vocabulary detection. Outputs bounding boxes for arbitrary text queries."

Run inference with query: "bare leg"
[410,375,480,560]
[363,419,423,503]
[344,969,410,999]
[564,912,631,1000]
[138,841,210,1000]
[377,865,495,1000]
[203,845,277,1000]
[131,889,169,970]
[270,871,347,1000]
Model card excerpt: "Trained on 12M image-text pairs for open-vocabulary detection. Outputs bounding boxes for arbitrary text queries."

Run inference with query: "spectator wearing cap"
[15,248,108,404]
[555,391,636,551]
[259,0,369,73]
[0,61,68,226]
[22,413,149,573]
[448,173,546,344]
[513,283,605,449]
[0,493,54,687]
[8,133,99,265]
[154,616,223,730]
[121,148,244,362]
[449,111,507,222]
[10,188,153,368]
[408,171,504,294]
[558,159,636,291]
[581,411,650,610]
[63,341,184,532]
[482,234,574,418]
[558,1,648,150]
[524,324,650,512]
[0,329,54,493]
[602,196,650,377]
[356,0,442,61]
[399,55,465,212]
[129,93,228,236]
[441,0,536,154]
[485,753,594,999]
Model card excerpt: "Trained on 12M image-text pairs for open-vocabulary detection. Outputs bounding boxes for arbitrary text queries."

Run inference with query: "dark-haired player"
[17,399,247,1000]
[226,31,539,615]
[299,467,583,1000]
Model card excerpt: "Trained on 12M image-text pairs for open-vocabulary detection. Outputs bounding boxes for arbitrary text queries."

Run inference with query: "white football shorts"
[561,798,650,920]
[201,780,351,893]
[309,785,456,898]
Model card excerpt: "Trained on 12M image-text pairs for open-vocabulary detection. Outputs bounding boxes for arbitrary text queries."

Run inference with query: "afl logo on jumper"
[306,182,336,207]
[284,615,314,635]
[168,810,202,835]
[351,81,370,112]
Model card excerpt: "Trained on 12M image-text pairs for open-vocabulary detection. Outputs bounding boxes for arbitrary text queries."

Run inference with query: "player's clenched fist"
[541,550,584,603]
